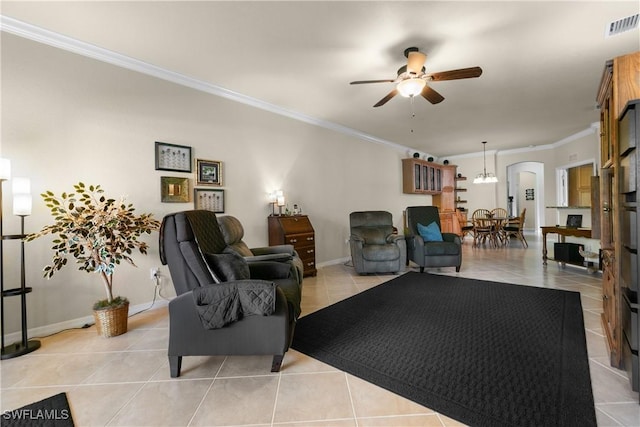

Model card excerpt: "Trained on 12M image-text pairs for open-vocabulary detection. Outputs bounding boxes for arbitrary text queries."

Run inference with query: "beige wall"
[1,33,600,335]
[1,33,425,333]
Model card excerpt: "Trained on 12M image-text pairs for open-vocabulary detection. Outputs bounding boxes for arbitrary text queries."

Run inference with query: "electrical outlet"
[150,267,159,280]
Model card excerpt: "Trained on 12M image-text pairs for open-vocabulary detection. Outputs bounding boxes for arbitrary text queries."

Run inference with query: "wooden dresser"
[268,215,317,277]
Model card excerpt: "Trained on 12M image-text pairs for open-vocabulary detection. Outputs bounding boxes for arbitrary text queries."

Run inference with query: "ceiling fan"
[350,47,483,107]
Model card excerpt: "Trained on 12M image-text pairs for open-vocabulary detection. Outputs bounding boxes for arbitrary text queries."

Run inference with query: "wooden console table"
[540,226,591,265]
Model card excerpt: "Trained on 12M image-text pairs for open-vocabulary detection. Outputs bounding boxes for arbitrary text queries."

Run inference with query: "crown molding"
[0,15,411,154]
[1,15,600,159]
[445,124,599,160]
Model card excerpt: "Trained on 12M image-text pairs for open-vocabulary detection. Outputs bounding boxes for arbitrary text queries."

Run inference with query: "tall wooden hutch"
[596,52,640,389]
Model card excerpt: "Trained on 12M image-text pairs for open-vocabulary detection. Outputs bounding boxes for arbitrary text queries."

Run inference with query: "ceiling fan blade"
[407,51,427,74]
[421,85,445,104]
[428,66,483,81]
[373,89,398,107]
[350,79,396,85]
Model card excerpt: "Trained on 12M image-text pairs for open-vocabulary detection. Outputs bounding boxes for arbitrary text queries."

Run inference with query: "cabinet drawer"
[621,249,638,292]
[278,216,314,234]
[285,233,314,248]
[622,208,637,250]
[301,257,316,272]
[297,246,315,261]
[620,150,637,193]
[623,292,639,350]
[619,101,638,157]
[623,333,640,392]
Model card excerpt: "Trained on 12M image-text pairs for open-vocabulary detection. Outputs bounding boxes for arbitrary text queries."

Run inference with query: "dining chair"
[503,208,528,248]
[471,209,494,247]
[491,208,509,244]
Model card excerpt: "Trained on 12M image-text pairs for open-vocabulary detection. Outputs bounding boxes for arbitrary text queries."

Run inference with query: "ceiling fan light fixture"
[473,141,498,184]
[397,78,426,98]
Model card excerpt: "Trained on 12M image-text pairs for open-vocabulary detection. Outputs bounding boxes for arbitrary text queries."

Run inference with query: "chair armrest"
[251,245,296,257]
[249,261,292,280]
[442,233,461,245]
[386,234,405,244]
[350,234,365,244]
[244,253,293,263]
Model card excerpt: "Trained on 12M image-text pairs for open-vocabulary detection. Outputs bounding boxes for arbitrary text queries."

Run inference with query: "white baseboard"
[4,299,169,344]
[316,257,351,268]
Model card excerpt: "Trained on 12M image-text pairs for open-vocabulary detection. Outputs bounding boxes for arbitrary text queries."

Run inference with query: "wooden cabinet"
[596,52,640,371]
[402,158,443,194]
[268,215,317,277]
[432,165,463,236]
[402,159,466,235]
[619,100,640,390]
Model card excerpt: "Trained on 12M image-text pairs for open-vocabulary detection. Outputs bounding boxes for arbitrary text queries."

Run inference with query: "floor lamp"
[1,158,41,359]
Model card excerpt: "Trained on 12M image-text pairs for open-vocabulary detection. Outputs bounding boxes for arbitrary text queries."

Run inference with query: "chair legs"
[171,354,284,376]
[271,354,284,372]
[505,231,528,248]
[169,355,182,378]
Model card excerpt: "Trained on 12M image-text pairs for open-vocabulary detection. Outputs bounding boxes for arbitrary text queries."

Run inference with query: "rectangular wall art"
[194,188,225,213]
[155,141,192,172]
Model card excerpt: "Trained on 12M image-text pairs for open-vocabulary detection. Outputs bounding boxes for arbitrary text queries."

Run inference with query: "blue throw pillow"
[417,221,443,242]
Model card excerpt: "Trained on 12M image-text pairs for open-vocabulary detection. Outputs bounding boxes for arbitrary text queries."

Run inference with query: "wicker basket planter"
[93,302,129,338]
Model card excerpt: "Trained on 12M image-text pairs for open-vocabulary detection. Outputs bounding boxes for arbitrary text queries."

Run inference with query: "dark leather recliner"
[405,206,462,273]
[349,211,405,274]
[217,215,304,284]
[159,210,302,377]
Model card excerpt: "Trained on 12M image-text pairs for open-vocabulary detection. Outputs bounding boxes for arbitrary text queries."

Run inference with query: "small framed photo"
[196,159,223,186]
[161,177,191,203]
[195,188,225,213]
[155,141,192,172]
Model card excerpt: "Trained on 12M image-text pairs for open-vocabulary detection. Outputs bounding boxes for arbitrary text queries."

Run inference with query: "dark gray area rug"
[292,272,596,427]
[2,393,74,427]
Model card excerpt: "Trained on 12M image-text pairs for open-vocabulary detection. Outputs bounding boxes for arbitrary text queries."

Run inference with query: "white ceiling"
[2,1,639,157]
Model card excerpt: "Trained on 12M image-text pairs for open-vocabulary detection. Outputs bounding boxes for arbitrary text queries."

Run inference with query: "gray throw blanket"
[192,280,276,329]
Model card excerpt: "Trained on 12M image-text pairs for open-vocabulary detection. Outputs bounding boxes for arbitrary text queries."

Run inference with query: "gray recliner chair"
[159,210,302,377]
[405,206,462,273]
[217,215,303,285]
[349,211,405,274]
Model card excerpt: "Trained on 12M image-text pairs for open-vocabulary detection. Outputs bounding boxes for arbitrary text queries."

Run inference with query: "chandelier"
[473,141,498,184]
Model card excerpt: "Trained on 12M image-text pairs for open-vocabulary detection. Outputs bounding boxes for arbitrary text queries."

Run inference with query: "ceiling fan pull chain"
[410,96,416,133]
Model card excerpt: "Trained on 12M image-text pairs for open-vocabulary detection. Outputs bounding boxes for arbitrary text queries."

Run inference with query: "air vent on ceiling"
[605,14,639,37]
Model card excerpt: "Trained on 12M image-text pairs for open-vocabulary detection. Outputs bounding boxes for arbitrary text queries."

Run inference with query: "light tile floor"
[2,233,640,426]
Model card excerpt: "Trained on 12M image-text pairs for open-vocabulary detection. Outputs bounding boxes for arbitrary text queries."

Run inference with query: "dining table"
[474,216,510,247]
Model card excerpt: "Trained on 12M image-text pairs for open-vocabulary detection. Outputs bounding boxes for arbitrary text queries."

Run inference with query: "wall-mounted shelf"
[455,176,467,181]
[456,188,467,192]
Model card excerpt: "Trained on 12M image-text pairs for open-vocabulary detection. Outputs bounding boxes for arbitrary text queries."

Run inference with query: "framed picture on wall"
[196,159,223,186]
[160,177,191,203]
[155,141,192,172]
[195,188,225,213]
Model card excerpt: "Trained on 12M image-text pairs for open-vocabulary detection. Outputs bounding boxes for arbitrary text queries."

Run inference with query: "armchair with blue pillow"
[405,206,462,273]
[159,210,302,377]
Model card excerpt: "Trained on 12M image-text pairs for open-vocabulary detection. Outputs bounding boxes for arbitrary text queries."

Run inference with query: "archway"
[506,162,544,231]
